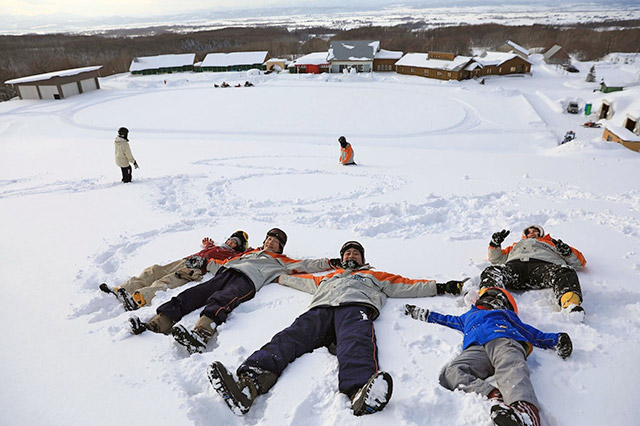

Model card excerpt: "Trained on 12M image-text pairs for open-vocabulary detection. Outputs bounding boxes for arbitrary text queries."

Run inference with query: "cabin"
[599,89,640,152]
[473,52,532,76]
[129,54,195,75]
[491,40,530,59]
[4,66,102,100]
[543,45,571,66]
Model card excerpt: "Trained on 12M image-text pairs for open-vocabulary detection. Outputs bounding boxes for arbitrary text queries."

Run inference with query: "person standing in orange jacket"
[338,136,356,165]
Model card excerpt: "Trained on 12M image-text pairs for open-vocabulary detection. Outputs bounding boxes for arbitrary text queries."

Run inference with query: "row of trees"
[1,22,638,101]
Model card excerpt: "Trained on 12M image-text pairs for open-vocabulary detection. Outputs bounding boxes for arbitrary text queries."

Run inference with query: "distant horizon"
[2,1,639,35]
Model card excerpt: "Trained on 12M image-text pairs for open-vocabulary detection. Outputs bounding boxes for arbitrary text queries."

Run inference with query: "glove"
[185,255,207,271]
[329,258,342,269]
[436,280,465,295]
[404,304,429,322]
[202,237,215,248]
[175,267,204,281]
[552,239,572,256]
[133,161,139,169]
[556,333,573,359]
[490,229,510,247]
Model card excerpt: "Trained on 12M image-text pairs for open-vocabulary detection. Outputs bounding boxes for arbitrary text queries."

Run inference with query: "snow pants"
[239,305,378,398]
[121,166,132,183]
[120,259,190,304]
[480,259,582,305]
[156,267,255,325]
[439,338,539,406]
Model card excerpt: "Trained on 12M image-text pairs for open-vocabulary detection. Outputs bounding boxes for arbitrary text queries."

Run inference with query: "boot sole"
[129,316,147,335]
[352,371,393,416]
[171,324,206,354]
[207,362,252,416]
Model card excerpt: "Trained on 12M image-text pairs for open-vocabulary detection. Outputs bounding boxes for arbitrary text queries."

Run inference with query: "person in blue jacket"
[403,287,573,426]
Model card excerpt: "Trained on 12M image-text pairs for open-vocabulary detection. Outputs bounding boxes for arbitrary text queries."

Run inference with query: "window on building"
[410,68,415,73]
[447,72,451,77]
[510,67,517,72]
[607,135,613,141]
[625,117,638,133]
[437,71,443,76]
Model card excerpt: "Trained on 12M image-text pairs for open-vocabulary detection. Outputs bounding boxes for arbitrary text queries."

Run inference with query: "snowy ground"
[1,54,639,426]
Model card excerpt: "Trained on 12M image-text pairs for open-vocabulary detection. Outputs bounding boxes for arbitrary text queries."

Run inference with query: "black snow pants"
[480,259,582,305]
[239,305,379,398]
[156,267,255,324]
[121,166,132,183]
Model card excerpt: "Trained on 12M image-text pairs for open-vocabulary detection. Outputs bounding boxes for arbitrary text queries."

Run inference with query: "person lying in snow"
[100,230,249,311]
[404,287,573,426]
[207,241,467,417]
[480,225,587,319]
[132,228,337,354]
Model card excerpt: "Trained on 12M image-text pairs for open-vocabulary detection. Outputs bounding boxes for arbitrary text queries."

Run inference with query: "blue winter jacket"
[427,306,560,352]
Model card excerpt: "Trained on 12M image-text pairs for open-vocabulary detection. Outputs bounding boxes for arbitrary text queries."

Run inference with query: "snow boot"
[129,316,147,335]
[145,313,174,334]
[172,325,215,355]
[100,283,139,311]
[351,371,393,416]
[491,401,540,426]
[207,361,259,416]
[488,388,504,402]
[131,291,146,308]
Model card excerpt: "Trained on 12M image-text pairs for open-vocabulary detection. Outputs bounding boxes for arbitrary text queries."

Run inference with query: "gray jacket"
[488,234,586,270]
[278,264,438,319]
[207,249,331,291]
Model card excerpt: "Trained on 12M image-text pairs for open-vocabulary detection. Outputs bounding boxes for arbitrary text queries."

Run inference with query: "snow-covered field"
[1,54,639,426]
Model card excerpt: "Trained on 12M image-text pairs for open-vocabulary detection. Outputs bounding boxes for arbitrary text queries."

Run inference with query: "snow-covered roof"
[600,88,640,137]
[5,65,102,85]
[475,52,531,66]
[327,40,380,62]
[505,40,530,56]
[374,49,403,60]
[201,51,269,67]
[129,54,195,72]
[395,53,474,71]
[291,52,330,66]
[544,45,565,60]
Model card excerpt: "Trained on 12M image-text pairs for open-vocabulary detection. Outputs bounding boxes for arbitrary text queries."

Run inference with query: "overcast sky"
[1,0,620,18]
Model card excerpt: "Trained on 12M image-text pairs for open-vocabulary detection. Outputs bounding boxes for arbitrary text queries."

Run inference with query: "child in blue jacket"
[404,287,573,426]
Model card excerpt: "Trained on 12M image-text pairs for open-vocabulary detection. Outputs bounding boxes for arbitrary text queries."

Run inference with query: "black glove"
[436,280,465,295]
[556,333,573,359]
[329,258,342,269]
[133,161,139,169]
[552,239,572,256]
[490,229,510,247]
[185,255,207,271]
[404,304,429,322]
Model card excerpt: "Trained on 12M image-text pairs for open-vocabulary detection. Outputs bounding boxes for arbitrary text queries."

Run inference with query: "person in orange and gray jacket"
[132,228,336,355]
[206,241,466,417]
[480,224,587,318]
[114,127,138,183]
[99,230,249,311]
[338,136,356,165]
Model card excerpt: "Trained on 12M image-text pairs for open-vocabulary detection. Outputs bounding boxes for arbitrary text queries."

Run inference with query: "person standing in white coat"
[114,127,138,183]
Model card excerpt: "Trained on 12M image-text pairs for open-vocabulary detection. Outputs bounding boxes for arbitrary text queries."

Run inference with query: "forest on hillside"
[1,20,639,101]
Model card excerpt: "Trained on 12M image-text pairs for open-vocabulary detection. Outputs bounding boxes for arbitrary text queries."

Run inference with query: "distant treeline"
[1,22,638,101]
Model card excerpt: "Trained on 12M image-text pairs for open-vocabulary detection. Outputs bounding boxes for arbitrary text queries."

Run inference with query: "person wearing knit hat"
[404,287,573,426]
[480,224,587,320]
[100,230,250,312]
[137,228,336,356]
[207,241,467,417]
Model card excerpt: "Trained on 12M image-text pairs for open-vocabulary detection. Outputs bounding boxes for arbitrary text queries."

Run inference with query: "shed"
[395,52,474,81]
[129,54,195,75]
[200,51,270,72]
[265,58,289,72]
[289,52,330,74]
[543,45,571,65]
[4,65,102,100]
[373,49,403,72]
[328,40,380,73]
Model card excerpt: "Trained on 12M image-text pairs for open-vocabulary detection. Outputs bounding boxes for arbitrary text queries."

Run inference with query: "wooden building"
[395,52,475,81]
[491,40,530,59]
[599,89,640,152]
[129,54,195,75]
[473,52,532,76]
[373,49,403,72]
[4,66,102,100]
[543,45,571,66]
